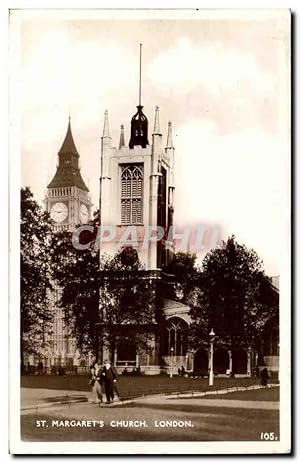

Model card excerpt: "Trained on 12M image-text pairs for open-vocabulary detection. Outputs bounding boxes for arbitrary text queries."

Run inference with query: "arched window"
[161,317,188,356]
[120,164,143,224]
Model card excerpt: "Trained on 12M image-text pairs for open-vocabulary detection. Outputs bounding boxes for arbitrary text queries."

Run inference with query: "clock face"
[80,204,89,223]
[50,202,68,223]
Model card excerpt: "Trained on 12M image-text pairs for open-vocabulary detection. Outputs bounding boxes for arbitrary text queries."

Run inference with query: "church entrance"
[116,338,136,370]
[193,348,208,375]
[232,349,247,374]
[214,348,229,374]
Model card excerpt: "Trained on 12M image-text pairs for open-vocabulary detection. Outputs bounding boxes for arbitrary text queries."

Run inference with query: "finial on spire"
[153,106,161,134]
[119,124,125,149]
[166,121,174,149]
[139,43,142,106]
[102,109,110,138]
[129,44,149,149]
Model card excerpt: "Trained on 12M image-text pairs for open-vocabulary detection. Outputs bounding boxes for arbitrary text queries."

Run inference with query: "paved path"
[21,388,92,404]
[21,386,279,415]
[137,395,278,410]
[21,388,92,411]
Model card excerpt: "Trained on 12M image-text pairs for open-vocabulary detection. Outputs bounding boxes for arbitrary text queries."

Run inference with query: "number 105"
[261,432,277,440]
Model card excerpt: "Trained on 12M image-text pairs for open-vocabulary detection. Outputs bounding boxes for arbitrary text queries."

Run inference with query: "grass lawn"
[21,375,275,399]
[203,386,279,402]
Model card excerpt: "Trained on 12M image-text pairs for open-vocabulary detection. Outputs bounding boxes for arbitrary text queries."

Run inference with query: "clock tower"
[42,118,92,371]
[45,118,91,231]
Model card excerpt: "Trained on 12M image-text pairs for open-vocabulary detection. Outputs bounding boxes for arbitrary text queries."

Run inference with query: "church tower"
[45,118,92,231]
[98,46,176,372]
[99,46,175,271]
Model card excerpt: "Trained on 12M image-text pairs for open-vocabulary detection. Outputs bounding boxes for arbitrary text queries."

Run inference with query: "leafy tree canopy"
[21,187,54,362]
[189,236,278,350]
[161,251,200,304]
[52,227,157,358]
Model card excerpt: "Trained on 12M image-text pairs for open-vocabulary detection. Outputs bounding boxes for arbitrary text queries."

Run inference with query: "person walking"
[260,367,269,387]
[90,362,103,404]
[101,359,117,404]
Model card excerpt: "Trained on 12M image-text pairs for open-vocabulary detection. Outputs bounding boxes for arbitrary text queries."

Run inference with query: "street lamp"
[209,328,215,386]
[170,346,174,378]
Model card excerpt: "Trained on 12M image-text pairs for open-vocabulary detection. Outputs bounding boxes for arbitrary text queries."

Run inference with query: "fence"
[22,365,91,376]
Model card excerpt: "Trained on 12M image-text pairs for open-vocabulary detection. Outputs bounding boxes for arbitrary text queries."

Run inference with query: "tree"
[161,251,200,304]
[189,236,278,352]
[98,249,157,360]
[51,226,100,358]
[20,187,54,368]
[52,226,157,360]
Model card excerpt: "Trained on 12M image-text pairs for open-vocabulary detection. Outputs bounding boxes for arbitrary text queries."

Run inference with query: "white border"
[7,7,292,456]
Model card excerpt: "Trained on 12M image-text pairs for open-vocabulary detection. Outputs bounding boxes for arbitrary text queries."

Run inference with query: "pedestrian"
[90,362,103,404]
[178,366,185,376]
[101,359,118,404]
[37,361,43,375]
[260,367,269,387]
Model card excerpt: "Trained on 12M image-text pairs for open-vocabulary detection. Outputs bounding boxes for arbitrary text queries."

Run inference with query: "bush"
[50,366,65,376]
[122,367,144,376]
[58,366,65,376]
[188,370,208,378]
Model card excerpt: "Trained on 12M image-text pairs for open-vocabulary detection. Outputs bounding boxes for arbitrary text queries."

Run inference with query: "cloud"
[174,118,288,273]
[147,37,276,99]
[21,27,137,149]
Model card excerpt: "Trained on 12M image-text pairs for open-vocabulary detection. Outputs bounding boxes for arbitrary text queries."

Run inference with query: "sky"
[18,10,290,276]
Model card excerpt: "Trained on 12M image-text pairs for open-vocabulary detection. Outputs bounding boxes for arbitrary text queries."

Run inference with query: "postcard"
[9,8,291,454]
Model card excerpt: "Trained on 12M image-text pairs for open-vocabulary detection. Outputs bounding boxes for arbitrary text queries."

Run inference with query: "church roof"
[47,119,89,192]
[58,118,79,156]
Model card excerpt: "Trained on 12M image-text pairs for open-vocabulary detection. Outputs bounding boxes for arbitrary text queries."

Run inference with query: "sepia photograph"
[9,8,291,454]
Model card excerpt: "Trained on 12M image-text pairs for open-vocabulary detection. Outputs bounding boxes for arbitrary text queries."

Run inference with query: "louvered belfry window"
[121,164,143,224]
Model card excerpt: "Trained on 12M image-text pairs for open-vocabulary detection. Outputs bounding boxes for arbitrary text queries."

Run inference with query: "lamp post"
[209,328,215,386]
[170,347,174,378]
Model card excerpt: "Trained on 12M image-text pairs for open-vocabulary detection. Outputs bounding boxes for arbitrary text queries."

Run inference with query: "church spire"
[102,110,111,138]
[119,124,125,149]
[166,121,174,149]
[58,116,79,156]
[153,106,161,134]
[129,44,149,149]
[151,106,162,175]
